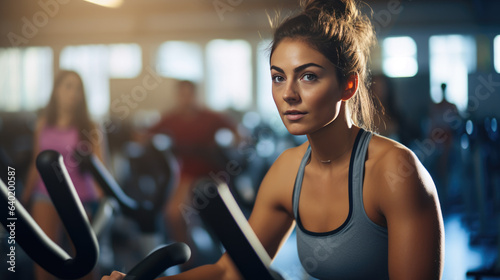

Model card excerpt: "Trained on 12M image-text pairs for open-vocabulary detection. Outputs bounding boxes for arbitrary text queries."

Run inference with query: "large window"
[382,36,418,78]
[429,35,476,112]
[60,45,110,117]
[0,47,53,111]
[156,41,203,82]
[256,39,276,119]
[108,44,142,78]
[60,43,142,117]
[206,39,252,111]
[494,35,500,74]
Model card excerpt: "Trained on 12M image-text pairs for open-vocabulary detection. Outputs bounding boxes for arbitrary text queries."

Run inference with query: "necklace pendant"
[320,160,331,163]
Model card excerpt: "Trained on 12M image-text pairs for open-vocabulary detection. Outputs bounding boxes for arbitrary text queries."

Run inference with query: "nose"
[282,81,300,103]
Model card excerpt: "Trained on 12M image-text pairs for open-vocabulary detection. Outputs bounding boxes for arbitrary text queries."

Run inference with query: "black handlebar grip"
[124,242,191,280]
[0,150,98,279]
[197,183,285,280]
[85,153,139,213]
[35,150,99,278]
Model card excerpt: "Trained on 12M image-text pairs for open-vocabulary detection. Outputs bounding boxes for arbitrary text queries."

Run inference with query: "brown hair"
[44,70,96,151]
[270,0,379,131]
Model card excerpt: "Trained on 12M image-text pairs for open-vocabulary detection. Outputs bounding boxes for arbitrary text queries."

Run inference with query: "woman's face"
[270,38,344,135]
[56,73,82,110]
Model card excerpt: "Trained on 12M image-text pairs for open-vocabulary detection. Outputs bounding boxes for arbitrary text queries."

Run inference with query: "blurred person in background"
[22,70,105,280]
[427,83,461,204]
[146,80,241,267]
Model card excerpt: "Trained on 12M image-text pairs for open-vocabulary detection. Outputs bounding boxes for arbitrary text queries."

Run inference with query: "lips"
[284,110,307,121]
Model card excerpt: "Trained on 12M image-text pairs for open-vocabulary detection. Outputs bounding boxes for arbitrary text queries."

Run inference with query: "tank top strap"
[292,145,311,219]
[351,129,372,214]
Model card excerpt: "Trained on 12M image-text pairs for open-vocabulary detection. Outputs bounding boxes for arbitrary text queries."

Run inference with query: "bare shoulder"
[368,134,416,168]
[31,117,47,138]
[262,140,309,187]
[257,141,309,213]
[264,140,309,187]
[366,134,444,279]
[272,141,309,171]
[35,116,47,130]
[366,133,438,210]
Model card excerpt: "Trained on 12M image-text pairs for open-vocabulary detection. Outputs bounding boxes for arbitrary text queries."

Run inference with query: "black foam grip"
[86,154,139,213]
[124,242,191,280]
[0,150,98,279]
[84,145,177,233]
[197,183,282,280]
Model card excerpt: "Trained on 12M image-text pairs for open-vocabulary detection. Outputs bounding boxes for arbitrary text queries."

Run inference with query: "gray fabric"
[292,129,389,280]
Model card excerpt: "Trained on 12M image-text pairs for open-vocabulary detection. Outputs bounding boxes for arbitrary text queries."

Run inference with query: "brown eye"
[272,75,285,83]
[302,73,317,82]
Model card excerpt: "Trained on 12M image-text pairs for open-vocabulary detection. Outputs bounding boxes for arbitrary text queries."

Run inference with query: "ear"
[341,73,359,101]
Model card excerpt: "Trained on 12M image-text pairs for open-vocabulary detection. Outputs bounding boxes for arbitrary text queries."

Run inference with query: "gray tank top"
[292,129,389,280]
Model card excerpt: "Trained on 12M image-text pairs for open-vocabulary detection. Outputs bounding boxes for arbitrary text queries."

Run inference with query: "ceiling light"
[84,0,123,8]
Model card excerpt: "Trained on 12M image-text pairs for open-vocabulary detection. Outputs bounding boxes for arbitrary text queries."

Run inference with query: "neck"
[55,108,73,128]
[176,104,201,115]
[306,106,358,166]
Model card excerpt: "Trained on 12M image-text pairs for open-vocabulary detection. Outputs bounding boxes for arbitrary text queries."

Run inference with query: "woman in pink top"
[22,70,104,280]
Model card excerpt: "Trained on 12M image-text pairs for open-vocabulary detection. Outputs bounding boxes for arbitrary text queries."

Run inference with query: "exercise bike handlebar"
[1,150,191,279]
[198,183,285,280]
[85,152,192,279]
[0,150,99,279]
[82,139,176,223]
[84,153,140,213]
[124,242,191,280]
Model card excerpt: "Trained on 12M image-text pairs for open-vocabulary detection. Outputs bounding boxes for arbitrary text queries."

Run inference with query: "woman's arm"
[89,122,107,199]
[247,149,297,259]
[377,147,444,280]
[21,118,45,205]
[101,148,298,280]
[101,255,240,280]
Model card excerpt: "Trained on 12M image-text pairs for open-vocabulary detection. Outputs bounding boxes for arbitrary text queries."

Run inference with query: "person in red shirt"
[148,80,240,265]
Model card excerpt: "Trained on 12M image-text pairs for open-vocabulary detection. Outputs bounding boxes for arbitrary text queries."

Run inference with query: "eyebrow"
[270,63,325,74]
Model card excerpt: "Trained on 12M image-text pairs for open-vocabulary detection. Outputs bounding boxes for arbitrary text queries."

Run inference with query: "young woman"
[22,70,104,280]
[103,0,444,279]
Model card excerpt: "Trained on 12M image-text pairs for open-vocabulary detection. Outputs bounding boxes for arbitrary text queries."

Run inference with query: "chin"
[283,123,311,136]
[287,130,307,136]
[286,120,337,136]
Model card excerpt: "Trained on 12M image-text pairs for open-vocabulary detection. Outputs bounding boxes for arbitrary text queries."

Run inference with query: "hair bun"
[302,0,349,18]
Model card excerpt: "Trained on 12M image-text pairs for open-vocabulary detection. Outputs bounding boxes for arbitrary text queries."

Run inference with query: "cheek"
[271,88,281,108]
[56,88,67,103]
[306,86,339,112]
[58,89,80,106]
